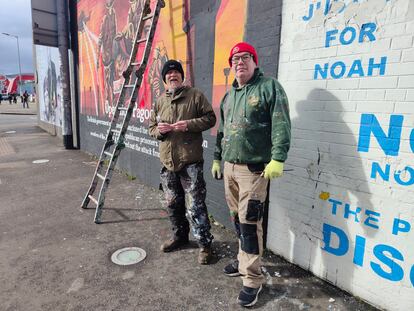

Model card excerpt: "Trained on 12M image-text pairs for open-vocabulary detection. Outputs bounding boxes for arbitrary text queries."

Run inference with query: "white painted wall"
[268,0,414,310]
[35,45,63,127]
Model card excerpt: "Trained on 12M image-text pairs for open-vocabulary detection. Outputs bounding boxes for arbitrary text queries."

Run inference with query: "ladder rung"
[82,0,165,223]
[97,173,106,181]
[174,33,186,39]
[143,14,154,21]
[88,195,98,205]
[172,5,183,12]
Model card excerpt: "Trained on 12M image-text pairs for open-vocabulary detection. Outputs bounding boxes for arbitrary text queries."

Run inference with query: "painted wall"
[35,45,64,130]
[77,0,193,188]
[73,0,414,309]
[270,0,414,310]
[76,0,254,226]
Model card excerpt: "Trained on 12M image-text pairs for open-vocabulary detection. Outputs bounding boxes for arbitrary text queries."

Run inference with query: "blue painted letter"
[371,244,404,282]
[368,57,387,76]
[392,218,411,235]
[322,223,349,256]
[353,235,366,267]
[370,162,390,181]
[358,114,403,156]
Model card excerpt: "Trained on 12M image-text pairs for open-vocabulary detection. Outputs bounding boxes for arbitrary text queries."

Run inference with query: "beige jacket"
[149,86,216,171]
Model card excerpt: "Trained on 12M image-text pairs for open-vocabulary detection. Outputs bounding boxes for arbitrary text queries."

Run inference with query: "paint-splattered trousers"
[160,162,213,247]
[224,162,269,288]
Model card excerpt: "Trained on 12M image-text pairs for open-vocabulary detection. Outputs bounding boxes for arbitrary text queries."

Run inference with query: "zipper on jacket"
[243,87,247,119]
[230,89,236,123]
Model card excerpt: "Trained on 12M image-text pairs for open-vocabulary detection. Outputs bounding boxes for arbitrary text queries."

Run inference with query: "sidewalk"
[0,98,37,115]
[0,115,379,311]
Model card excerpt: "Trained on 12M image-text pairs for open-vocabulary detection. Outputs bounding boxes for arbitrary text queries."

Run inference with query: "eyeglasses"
[231,54,253,65]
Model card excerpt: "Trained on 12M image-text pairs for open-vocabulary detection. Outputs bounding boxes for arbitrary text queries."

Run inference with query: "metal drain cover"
[111,247,146,266]
[32,159,49,164]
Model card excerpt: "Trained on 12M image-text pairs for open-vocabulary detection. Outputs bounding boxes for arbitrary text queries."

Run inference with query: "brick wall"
[268,0,414,309]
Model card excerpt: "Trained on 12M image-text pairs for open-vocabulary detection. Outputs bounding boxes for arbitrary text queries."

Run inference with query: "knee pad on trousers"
[231,211,241,237]
[234,217,241,238]
[240,223,259,255]
[246,199,263,221]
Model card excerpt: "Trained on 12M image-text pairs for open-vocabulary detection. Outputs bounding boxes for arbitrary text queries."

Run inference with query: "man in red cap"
[212,42,291,307]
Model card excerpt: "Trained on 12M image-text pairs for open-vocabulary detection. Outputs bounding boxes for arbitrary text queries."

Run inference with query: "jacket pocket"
[180,136,202,163]
[246,199,263,221]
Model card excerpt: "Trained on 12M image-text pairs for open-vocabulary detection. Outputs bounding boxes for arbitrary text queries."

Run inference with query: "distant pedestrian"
[22,91,29,108]
[8,94,12,104]
[13,93,17,104]
[0,93,2,104]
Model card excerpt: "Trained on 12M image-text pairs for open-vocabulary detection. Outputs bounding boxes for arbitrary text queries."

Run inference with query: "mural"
[76,0,249,228]
[0,76,8,95]
[78,0,190,118]
[77,0,247,157]
[35,45,63,126]
[211,0,247,134]
[78,0,195,162]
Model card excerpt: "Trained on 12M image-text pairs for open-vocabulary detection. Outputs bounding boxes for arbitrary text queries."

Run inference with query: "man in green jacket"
[212,42,291,307]
[149,60,216,264]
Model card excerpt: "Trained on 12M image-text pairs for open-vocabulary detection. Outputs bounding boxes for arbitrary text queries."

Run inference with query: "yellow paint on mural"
[213,0,247,85]
[319,192,330,200]
[210,0,247,135]
[157,1,187,64]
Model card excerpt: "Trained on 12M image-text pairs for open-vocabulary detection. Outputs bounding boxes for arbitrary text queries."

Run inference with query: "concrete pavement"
[0,98,37,115]
[0,114,379,311]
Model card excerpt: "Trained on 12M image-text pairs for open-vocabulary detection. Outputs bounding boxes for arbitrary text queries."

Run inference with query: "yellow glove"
[211,160,222,180]
[263,160,284,179]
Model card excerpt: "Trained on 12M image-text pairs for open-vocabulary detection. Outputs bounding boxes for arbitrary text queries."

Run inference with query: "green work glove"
[263,160,284,179]
[211,160,222,180]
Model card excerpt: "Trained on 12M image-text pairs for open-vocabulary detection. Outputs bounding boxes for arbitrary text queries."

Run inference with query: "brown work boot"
[198,245,212,265]
[160,238,189,252]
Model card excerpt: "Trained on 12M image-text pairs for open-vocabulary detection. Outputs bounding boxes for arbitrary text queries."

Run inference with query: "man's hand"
[211,160,222,180]
[158,122,173,134]
[172,120,188,132]
[263,160,284,179]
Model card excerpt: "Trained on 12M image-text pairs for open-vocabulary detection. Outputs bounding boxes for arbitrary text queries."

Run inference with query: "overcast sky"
[0,0,34,75]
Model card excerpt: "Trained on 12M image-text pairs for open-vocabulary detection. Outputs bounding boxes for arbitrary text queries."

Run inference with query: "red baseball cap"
[228,42,258,67]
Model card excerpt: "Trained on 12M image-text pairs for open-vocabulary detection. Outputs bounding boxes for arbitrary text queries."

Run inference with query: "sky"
[0,0,34,75]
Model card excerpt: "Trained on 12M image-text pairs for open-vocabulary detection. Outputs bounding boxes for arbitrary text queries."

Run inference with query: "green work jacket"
[214,68,291,164]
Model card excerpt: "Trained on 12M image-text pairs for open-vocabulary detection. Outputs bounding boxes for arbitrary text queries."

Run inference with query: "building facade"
[34,1,413,309]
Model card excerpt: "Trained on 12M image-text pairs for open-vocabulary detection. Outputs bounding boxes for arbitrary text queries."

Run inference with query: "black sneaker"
[237,285,262,307]
[223,260,240,277]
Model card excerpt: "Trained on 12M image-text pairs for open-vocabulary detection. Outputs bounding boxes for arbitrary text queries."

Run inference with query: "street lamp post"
[2,32,23,95]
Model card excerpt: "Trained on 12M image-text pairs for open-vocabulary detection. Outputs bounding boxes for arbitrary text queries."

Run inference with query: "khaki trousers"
[223,162,269,288]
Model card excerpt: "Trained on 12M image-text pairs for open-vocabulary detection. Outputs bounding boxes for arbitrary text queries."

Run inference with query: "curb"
[0,112,37,116]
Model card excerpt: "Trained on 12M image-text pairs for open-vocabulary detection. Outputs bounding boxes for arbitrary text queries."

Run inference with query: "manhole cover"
[32,159,50,164]
[5,131,16,134]
[111,247,146,266]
